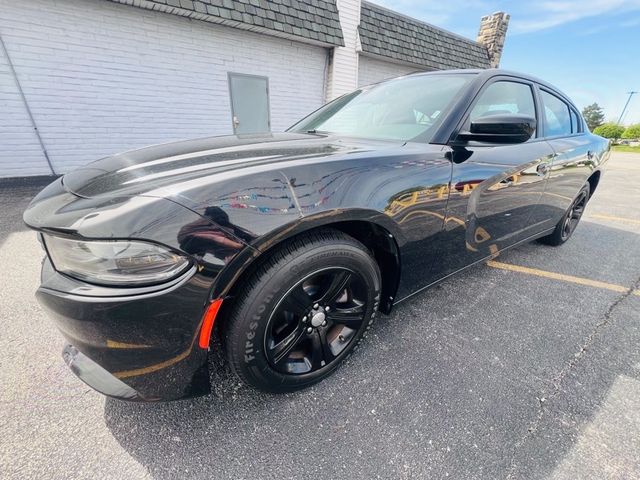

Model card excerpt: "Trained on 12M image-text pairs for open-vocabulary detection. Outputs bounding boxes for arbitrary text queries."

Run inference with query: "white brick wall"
[0,40,50,177]
[0,0,328,177]
[358,55,423,88]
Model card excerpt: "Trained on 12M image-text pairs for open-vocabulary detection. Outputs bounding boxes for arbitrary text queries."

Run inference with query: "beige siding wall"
[358,56,423,87]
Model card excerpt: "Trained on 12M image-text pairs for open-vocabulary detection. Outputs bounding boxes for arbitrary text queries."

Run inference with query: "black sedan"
[24,69,609,401]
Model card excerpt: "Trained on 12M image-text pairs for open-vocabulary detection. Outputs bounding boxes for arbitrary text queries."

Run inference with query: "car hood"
[61,132,415,200]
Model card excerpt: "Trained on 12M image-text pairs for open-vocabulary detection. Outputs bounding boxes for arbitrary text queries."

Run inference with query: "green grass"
[612,144,640,153]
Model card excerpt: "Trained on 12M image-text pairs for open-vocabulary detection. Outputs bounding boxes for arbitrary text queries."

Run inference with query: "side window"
[570,109,581,133]
[469,81,537,128]
[541,90,572,137]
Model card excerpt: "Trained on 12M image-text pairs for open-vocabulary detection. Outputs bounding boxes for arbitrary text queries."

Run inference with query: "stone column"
[477,12,510,68]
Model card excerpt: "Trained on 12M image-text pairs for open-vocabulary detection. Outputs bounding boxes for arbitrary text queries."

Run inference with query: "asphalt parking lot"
[1,152,639,480]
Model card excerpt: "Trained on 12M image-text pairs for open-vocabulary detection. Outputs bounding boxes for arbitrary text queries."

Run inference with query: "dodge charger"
[24,69,609,401]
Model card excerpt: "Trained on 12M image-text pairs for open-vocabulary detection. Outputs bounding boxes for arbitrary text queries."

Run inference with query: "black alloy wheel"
[560,189,588,241]
[539,183,590,246]
[222,229,381,392]
[265,267,369,375]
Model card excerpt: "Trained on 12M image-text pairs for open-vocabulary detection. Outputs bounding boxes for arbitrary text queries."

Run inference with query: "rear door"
[537,88,595,228]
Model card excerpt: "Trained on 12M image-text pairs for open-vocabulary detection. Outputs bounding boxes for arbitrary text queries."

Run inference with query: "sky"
[371,0,640,125]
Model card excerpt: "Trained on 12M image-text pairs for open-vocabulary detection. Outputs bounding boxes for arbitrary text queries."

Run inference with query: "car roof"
[405,68,577,109]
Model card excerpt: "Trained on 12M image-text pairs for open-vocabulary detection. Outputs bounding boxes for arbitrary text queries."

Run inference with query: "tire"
[222,229,381,393]
[538,183,590,246]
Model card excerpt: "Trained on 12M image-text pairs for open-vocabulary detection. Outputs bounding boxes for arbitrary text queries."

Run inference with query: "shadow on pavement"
[104,223,640,479]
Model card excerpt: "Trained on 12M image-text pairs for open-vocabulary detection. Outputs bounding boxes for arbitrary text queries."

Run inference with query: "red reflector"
[199,299,223,349]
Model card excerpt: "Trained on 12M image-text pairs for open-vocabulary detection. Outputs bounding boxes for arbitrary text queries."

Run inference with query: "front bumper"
[24,176,253,401]
[36,258,214,401]
[63,344,140,400]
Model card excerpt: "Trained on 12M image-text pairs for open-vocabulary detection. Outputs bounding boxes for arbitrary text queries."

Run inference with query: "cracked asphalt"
[1,153,640,479]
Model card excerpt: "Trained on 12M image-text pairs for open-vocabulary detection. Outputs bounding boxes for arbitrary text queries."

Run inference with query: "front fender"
[206,208,405,302]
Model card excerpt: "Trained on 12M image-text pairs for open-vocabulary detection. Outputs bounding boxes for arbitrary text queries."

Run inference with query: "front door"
[228,73,270,135]
[431,78,555,279]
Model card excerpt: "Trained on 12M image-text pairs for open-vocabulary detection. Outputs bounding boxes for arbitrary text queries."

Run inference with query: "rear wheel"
[538,183,590,246]
[222,229,381,392]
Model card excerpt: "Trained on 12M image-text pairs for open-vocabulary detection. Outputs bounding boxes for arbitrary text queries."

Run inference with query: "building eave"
[108,0,345,48]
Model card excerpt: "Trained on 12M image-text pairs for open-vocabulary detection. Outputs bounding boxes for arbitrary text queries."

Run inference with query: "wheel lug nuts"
[325,306,330,312]
[313,303,319,309]
[302,316,307,323]
[322,321,327,326]
[306,327,313,334]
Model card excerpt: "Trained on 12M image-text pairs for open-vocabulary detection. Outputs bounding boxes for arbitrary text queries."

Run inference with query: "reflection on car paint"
[178,206,256,265]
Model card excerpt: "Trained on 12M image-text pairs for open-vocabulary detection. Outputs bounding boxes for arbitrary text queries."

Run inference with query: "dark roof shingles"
[119,0,344,46]
[359,1,490,69]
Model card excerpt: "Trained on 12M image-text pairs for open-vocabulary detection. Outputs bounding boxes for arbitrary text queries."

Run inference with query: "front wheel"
[222,229,381,393]
[538,183,590,246]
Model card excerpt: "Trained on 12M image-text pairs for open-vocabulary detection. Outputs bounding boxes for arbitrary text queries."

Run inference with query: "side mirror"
[456,114,536,144]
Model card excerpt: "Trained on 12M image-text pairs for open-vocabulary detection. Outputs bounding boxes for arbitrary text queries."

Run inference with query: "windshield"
[289,74,474,142]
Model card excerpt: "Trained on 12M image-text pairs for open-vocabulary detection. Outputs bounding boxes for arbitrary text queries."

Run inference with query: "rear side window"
[570,109,581,133]
[470,81,536,121]
[541,90,572,137]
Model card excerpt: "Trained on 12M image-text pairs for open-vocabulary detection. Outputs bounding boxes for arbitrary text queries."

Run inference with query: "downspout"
[0,30,56,176]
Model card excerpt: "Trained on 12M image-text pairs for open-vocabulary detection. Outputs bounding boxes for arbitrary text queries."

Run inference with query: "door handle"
[233,116,240,128]
[536,163,550,176]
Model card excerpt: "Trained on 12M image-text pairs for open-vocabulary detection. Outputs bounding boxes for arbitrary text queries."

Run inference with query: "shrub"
[593,123,625,139]
[622,124,640,140]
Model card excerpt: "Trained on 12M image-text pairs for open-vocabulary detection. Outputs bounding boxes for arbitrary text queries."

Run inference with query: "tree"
[582,103,605,131]
[622,124,640,140]
[593,123,625,139]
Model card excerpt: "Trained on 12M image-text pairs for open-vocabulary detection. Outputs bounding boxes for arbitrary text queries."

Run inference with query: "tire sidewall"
[540,183,590,246]
[227,239,381,392]
[558,183,590,242]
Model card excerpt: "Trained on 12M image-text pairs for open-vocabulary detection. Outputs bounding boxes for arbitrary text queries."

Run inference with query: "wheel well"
[220,221,401,319]
[587,171,601,197]
[329,221,400,313]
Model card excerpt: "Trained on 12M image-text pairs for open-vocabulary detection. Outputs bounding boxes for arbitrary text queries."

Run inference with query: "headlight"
[42,234,190,286]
